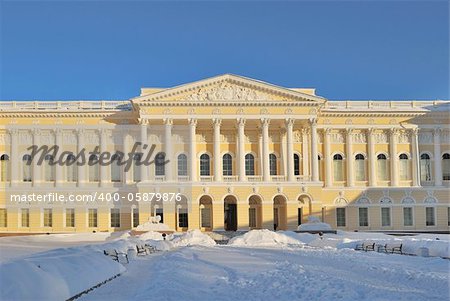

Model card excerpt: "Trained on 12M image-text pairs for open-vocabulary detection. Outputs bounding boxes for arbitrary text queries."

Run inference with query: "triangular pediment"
[132,74,326,105]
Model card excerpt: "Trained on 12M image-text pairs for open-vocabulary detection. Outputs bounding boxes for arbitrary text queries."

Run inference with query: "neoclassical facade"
[0,74,449,233]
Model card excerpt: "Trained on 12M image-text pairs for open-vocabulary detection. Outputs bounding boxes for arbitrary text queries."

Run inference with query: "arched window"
[355,154,366,181]
[111,153,121,182]
[177,154,188,176]
[0,154,10,182]
[333,154,344,182]
[88,154,99,182]
[399,153,410,181]
[443,153,450,181]
[133,153,142,182]
[377,154,388,181]
[22,154,32,182]
[269,154,277,176]
[155,152,165,176]
[245,154,255,176]
[294,154,300,176]
[420,153,432,182]
[44,155,55,182]
[200,154,210,176]
[222,154,233,176]
[66,154,77,182]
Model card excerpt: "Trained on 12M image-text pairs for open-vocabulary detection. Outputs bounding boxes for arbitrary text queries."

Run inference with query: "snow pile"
[145,240,175,251]
[170,229,216,247]
[0,246,125,301]
[135,217,171,231]
[298,216,332,231]
[138,231,165,241]
[228,229,304,247]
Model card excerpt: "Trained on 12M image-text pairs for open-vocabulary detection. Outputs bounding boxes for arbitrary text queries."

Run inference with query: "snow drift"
[228,229,304,247]
[170,229,216,247]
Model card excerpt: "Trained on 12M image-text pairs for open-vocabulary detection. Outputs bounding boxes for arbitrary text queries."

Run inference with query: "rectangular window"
[21,209,29,227]
[336,208,346,227]
[297,207,302,226]
[403,207,413,226]
[178,209,188,228]
[110,208,120,228]
[381,207,391,227]
[44,209,53,227]
[358,207,369,227]
[249,208,256,228]
[88,209,98,228]
[201,208,211,228]
[426,207,435,226]
[0,209,7,227]
[133,208,139,228]
[66,208,75,227]
[156,208,164,224]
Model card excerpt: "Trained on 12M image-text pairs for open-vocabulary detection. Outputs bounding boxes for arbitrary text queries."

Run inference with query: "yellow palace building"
[0,74,449,233]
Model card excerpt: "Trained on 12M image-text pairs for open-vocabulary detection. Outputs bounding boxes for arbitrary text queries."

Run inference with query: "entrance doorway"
[224,195,238,231]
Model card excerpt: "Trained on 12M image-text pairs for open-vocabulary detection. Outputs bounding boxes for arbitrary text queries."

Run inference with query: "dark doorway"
[224,203,237,231]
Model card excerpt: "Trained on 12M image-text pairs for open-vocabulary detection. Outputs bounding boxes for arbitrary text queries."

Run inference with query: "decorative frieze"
[353,132,367,144]
[374,131,388,144]
[397,131,410,144]
[185,83,268,101]
[330,131,345,144]
[418,131,433,144]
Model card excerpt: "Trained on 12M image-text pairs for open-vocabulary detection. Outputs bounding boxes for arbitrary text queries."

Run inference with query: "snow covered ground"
[1,230,449,301]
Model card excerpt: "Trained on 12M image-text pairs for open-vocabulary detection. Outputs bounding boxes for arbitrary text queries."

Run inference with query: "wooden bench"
[355,242,376,252]
[136,244,157,255]
[104,249,129,263]
[378,243,403,255]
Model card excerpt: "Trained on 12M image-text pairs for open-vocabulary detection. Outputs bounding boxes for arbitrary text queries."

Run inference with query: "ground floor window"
[21,209,29,227]
[448,207,450,226]
[178,209,188,228]
[0,209,6,227]
[44,209,53,227]
[66,208,75,227]
[358,207,368,227]
[249,208,256,228]
[381,207,391,227]
[111,209,120,228]
[201,208,211,228]
[336,208,346,227]
[89,209,98,228]
[156,208,164,224]
[297,207,302,226]
[403,207,413,226]
[425,207,435,226]
[133,208,139,228]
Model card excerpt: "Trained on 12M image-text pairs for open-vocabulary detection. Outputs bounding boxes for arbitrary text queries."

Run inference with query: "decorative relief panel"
[85,131,99,145]
[353,133,367,144]
[63,132,77,145]
[269,133,280,143]
[19,131,32,144]
[173,134,186,144]
[197,133,212,143]
[185,83,268,101]
[40,132,55,145]
[441,131,450,144]
[294,131,302,143]
[397,131,410,144]
[0,133,9,145]
[418,132,433,144]
[149,134,162,144]
[374,131,388,143]
[221,133,236,143]
[331,132,345,144]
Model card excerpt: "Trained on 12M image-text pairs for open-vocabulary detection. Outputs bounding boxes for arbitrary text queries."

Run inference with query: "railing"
[325,100,448,110]
[154,176,165,182]
[177,176,190,182]
[271,175,286,182]
[199,176,214,182]
[296,175,311,182]
[222,175,238,182]
[247,176,263,182]
[0,101,131,111]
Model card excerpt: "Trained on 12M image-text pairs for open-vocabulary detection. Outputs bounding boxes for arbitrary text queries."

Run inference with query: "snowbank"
[135,221,171,231]
[170,229,216,247]
[228,229,304,247]
[297,216,332,231]
[0,246,125,301]
[145,240,175,251]
[138,231,165,241]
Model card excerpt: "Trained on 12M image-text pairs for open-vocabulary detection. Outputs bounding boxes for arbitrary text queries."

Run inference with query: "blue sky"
[0,0,448,100]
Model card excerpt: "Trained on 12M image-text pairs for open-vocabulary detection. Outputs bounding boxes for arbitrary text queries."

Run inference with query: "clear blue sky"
[0,0,448,100]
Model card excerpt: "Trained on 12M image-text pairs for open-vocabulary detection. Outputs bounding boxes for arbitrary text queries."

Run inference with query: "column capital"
[260,118,270,127]
[389,128,400,136]
[8,128,19,136]
[309,118,318,126]
[410,127,419,136]
[366,128,376,136]
[346,128,353,136]
[188,118,197,126]
[76,128,85,136]
[32,128,42,137]
[285,118,295,127]
[237,118,246,127]
[324,128,332,136]
[138,118,148,126]
[163,118,173,126]
[433,127,442,136]
[213,118,222,126]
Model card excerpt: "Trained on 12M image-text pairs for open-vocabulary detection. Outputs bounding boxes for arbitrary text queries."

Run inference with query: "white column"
[10,129,19,186]
[346,129,354,187]
[286,118,295,182]
[238,118,246,181]
[324,129,332,187]
[213,119,222,182]
[411,128,420,187]
[389,129,399,186]
[310,119,319,182]
[301,128,309,180]
[32,129,41,187]
[189,119,197,182]
[122,132,130,184]
[164,118,173,181]
[433,128,442,186]
[140,119,149,182]
[258,132,263,177]
[280,129,286,176]
[55,129,63,187]
[100,129,109,186]
[261,118,270,182]
[77,129,86,187]
[367,129,377,186]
